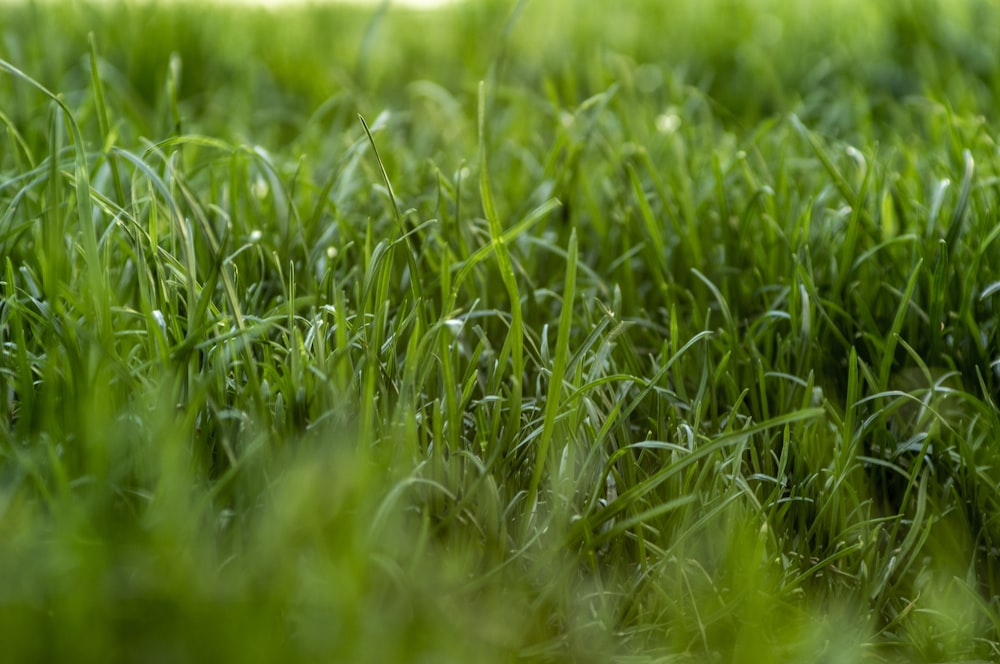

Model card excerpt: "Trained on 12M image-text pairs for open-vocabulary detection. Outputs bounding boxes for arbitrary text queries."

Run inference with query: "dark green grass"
[2,0,1000,661]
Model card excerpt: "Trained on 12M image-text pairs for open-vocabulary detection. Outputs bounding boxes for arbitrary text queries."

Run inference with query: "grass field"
[2,0,1000,661]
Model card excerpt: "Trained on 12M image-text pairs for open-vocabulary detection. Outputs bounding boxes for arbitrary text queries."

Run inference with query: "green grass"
[2,0,1000,660]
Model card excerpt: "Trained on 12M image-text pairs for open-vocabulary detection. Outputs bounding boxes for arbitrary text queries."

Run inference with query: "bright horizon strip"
[215,0,460,6]
[0,0,463,7]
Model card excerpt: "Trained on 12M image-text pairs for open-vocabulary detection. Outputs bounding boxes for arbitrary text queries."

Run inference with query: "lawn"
[2,0,1000,661]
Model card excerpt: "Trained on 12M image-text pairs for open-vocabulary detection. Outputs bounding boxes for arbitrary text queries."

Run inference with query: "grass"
[2,0,1000,660]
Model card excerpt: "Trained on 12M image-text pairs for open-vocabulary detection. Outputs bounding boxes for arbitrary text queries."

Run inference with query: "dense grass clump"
[2,0,1000,661]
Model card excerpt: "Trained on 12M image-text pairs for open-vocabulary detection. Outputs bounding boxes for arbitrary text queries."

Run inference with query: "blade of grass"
[0,58,109,341]
[527,228,578,512]
[478,80,524,460]
[877,259,923,392]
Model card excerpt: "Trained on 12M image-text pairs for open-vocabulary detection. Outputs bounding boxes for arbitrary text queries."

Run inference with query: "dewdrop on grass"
[656,109,681,134]
[252,175,269,199]
[152,310,167,337]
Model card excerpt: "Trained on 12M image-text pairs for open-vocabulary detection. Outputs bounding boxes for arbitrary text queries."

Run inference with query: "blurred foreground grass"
[2,0,1000,661]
